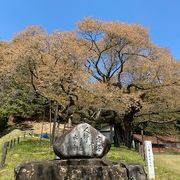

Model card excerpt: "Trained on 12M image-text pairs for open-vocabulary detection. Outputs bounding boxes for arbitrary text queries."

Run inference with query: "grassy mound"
[0,138,54,180]
[0,129,25,156]
[106,146,144,164]
[0,136,179,180]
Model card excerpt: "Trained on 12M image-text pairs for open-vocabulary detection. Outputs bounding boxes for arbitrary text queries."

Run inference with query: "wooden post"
[51,103,58,144]
[0,142,9,168]
[110,124,113,143]
[6,141,9,149]
[156,134,160,153]
[144,141,155,179]
[57,123,60,136]
[49,100,52,144]
[141,129,145,159]
[10,140,13,149]
[40,111,45,144]
[138,142,141,154]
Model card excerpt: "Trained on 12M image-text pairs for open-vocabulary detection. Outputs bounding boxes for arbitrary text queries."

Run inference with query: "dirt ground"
[21,121,72,135]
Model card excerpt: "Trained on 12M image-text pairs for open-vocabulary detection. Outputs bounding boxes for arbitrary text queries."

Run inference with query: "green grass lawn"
[0,134,179,180]
[106,146,145,164]
[154,154,180,180]
[0,130,25,156]
[0,138,54,180]
[106,146,180,180]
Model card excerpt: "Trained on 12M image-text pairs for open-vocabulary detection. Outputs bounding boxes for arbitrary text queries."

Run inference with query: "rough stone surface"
[53,123,111,158]
[127,164,147,180]
[15,159,128,180]
[14,123,147,180]
[119,162,147,180]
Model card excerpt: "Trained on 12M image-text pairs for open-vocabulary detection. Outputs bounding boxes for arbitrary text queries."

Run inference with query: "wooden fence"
[0,132,26,168]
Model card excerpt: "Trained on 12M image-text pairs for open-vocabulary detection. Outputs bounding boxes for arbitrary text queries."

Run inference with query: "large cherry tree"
[0,18,179,147]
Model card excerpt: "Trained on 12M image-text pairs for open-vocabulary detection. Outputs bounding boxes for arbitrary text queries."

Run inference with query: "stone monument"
[53,123,111,158]
[15,123,147,180]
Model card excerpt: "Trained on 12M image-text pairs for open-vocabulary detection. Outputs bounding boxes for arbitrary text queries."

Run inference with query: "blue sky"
[0,0,179,59]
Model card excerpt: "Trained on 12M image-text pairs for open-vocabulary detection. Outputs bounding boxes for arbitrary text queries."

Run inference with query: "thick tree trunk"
[114,113,134,148]
[124,129,133,148]
[114,124,124,147]
[114,124,133,148]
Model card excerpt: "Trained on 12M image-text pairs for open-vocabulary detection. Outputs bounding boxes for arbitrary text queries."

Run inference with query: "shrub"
[0,115,8,132]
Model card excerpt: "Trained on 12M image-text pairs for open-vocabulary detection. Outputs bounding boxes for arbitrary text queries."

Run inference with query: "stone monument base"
[15,159,147,180]
[15,159,128,180]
